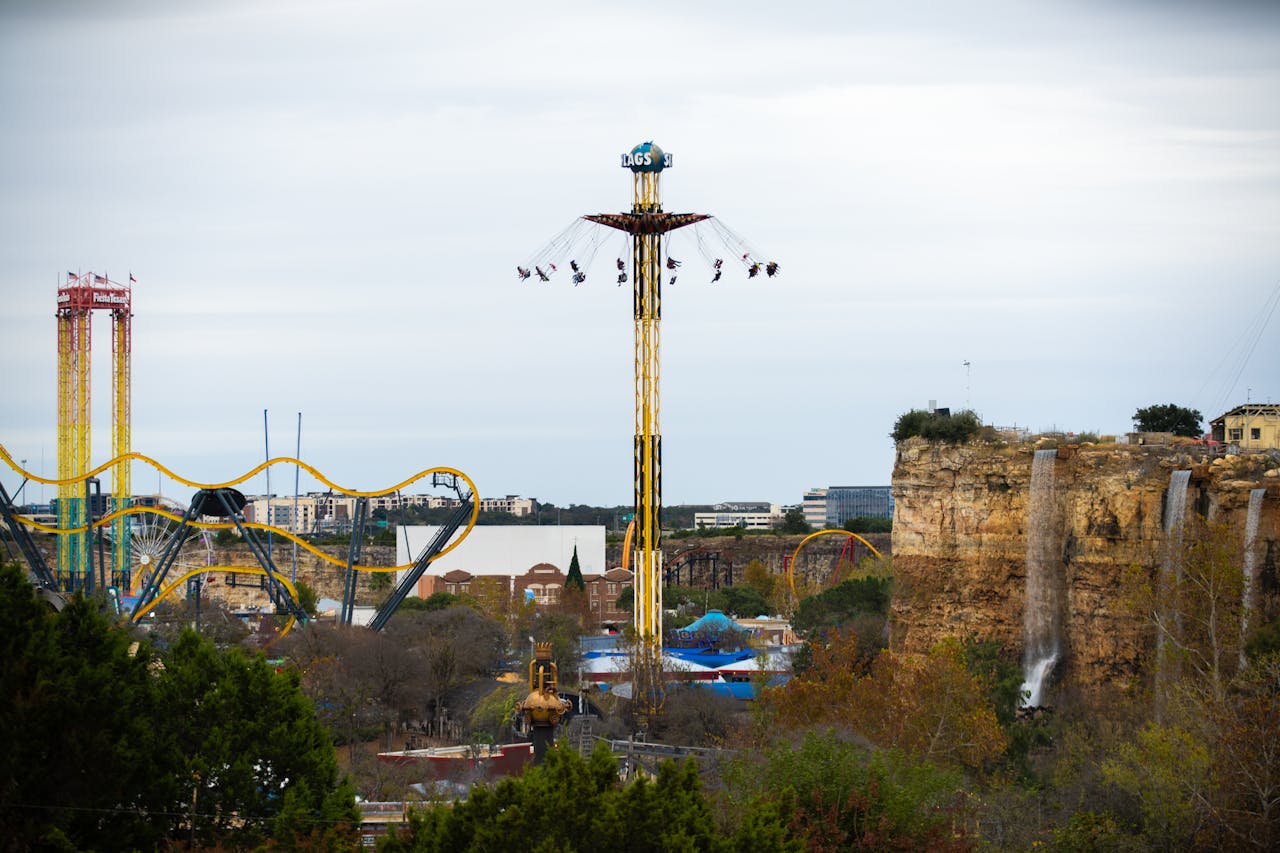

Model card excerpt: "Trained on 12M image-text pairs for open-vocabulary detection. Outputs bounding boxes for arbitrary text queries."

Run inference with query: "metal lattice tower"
[583,142,709,712]
[56,272,132,591]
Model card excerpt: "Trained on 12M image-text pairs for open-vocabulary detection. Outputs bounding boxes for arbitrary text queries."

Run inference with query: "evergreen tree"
[565,544,585,592]
[0,563,357,850]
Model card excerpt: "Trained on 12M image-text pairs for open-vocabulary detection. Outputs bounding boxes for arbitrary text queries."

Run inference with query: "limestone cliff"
[891,439,1280,697]
[201,543,397,610]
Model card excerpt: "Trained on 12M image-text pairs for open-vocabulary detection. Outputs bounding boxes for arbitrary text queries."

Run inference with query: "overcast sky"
[2,0,1278,509]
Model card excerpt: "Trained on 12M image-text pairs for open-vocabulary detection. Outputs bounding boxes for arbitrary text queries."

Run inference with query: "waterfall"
[1156,470,1192,667]
[1020,449,1063,707]
[1241,488,1266,666]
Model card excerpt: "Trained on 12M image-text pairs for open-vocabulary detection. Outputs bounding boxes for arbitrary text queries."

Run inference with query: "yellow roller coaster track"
[1,442,479,633]
[787,529,884,598]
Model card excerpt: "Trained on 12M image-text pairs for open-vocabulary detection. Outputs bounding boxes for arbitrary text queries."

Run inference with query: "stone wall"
[890,438,1280,696]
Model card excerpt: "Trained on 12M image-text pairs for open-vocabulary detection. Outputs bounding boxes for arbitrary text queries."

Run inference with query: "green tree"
[1132,403,1203,437]
[0,564,169,851]
[707,585,771,619]
[777,507,810,534]
[154,630,356,846]
[720,728,972,852]
[1101,722,1210,849]
[380,742,760,852]
[0,563,357,850]
[566,544,585,591]
[892,408,981,443]
[295,578,320,617]
[791,576,892,635]
[842,516,891,533]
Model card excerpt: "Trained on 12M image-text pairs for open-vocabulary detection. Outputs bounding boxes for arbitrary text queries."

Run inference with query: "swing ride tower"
[56,271,132,591]
[583,142,709,712]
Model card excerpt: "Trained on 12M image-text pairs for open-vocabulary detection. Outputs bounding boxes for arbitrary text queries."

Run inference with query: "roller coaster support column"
[368,474,474,632]
[0,480,57,592]
[340,496,369,627]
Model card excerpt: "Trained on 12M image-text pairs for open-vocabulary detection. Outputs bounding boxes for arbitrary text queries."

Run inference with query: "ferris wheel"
[127,496,214,594]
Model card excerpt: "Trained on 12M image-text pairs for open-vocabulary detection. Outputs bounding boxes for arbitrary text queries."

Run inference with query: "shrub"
[891,409,982,443]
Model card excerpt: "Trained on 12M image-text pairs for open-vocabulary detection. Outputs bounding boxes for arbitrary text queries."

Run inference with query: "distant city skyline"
[2,1,1277,508]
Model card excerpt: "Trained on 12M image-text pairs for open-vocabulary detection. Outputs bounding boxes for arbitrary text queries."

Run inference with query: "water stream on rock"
[1020,449,1063,707]
[1241,488,1266,667]
[1156,470,1192,671]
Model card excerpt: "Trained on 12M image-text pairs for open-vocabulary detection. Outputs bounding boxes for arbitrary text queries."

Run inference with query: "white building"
[395,524,606,596]
[802,488,829,529]
[693,504,782,530]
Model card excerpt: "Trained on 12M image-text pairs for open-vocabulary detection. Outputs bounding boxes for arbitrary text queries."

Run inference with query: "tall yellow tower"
[584,143,709,712]
[56,272,131,591]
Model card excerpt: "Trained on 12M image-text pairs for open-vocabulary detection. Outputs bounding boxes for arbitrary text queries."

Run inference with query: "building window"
[608,583,618,594]
[1229,428,1244,441]
[1252,428,1262,440]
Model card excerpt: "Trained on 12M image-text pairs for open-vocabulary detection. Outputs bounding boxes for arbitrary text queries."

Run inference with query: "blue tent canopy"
[681,609,746,636]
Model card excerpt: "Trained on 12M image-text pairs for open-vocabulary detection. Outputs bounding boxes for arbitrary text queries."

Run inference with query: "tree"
[791,576,892,636]
[295,579,320,617]
[154,630,356,846]
[0,563,357,850]
[762,633,1007,770]
[707,584,771,619]
[720,729,972,852]
[565,544,585,591]
[1132,403,1203,437]
[891,408,982,443]
[1122,520,1246,705]
[0,564,170,851]
[778,507,810,534]
[380,742,780,852]
[843,517,891,533]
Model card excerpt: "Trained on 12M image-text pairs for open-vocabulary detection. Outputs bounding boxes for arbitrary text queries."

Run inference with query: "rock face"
[891,439,1280,697]
[201,543,398,610]
[606,532,890,590]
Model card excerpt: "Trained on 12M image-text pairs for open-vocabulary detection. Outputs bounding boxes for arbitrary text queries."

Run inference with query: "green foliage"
[566,545,585,592]
[707,585,770,619]
[777,507,810,534]
[469,683,527,743]
[842,516,892,533]
[1048,811,1140,852]
[294,579,320,617]
[380,742,752,852]
[213,527,239,546]
[157,630,352,845]
[0,563,355,850]
[1245,616,1280,662]
[0,565,168,850]
[960,636,1025,727]
[1131,403,1203,437]
[413,591,465,612]
[892,408,982,443]
[720,729,971,852]
[1101,722,1211,850]
[791,576,891,635]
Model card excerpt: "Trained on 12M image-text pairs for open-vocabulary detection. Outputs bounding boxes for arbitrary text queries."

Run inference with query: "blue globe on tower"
[624,141,668,173]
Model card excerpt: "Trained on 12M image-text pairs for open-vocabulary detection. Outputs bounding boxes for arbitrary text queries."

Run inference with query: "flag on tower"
[66,271,76,281]
[94,274,108,284]
[129,272,137,283]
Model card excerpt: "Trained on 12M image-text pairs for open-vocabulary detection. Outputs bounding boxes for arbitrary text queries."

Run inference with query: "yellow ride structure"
[583,142,710,714]
[787,529,885,597]
[0,443,479,639]
[56,272,132,591]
